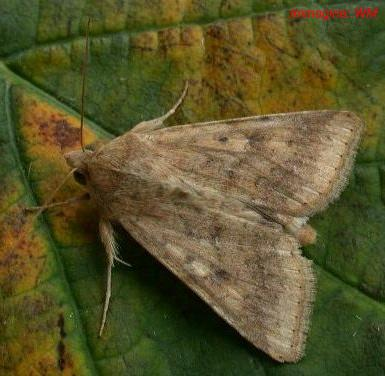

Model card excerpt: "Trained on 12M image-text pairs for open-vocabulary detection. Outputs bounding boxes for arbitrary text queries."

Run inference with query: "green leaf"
[1,1,385,375]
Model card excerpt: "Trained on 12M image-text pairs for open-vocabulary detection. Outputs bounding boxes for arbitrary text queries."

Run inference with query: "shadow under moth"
[27,22,364,366]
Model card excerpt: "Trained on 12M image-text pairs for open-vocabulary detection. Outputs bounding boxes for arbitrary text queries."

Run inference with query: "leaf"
[1,1,385,375]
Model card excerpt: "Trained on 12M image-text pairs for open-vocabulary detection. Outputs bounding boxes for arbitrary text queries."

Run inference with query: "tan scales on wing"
[60,102,363,362]
[77,110,362,362]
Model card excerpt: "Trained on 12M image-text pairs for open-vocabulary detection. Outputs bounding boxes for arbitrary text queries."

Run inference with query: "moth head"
[64,149,92,185]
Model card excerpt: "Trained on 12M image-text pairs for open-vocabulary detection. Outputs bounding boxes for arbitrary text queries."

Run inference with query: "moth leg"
[25,193,90,213]
[296,224,317,246]
[132,81,188,133]
[277,214,317,247]
[24,167,77,218]
[98,218,131,336]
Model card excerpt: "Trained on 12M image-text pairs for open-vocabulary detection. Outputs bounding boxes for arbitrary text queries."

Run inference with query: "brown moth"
[28,21,364,364]
[35,97,363,363]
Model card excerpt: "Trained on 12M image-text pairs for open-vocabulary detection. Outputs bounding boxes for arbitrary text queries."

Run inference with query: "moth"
[28,22,363,364]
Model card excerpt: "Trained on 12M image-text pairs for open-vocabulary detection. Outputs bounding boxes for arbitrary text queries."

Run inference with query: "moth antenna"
[131,80,189,133]
[80,17,91,152]
[26,192,89,212]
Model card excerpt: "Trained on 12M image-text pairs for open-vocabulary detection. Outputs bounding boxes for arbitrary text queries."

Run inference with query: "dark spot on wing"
[182,219,195,238]
[248,133,268,146]
[206,155,214,166]
[171,187,189,201]
[210,224,222,240]
[214,269,230,282]
[218,136,228,143]
[185,255,195,264]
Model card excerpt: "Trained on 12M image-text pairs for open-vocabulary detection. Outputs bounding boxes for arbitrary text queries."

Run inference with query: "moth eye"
[73,170,87,185]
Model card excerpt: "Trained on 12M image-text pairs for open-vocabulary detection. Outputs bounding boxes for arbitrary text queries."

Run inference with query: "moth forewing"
[80,109,363,362]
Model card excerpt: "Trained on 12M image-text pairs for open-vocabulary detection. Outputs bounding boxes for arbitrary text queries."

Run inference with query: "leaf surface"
[1,1,385,375]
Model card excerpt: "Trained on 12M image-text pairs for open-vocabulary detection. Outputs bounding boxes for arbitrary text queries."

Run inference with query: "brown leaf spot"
[37,115,80,149]
[56,313,71,371]
[52,119,80,149]
[57,313,67,338]
[57,340,66,371]
[206,24,227,40]
[0,205,47,296]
